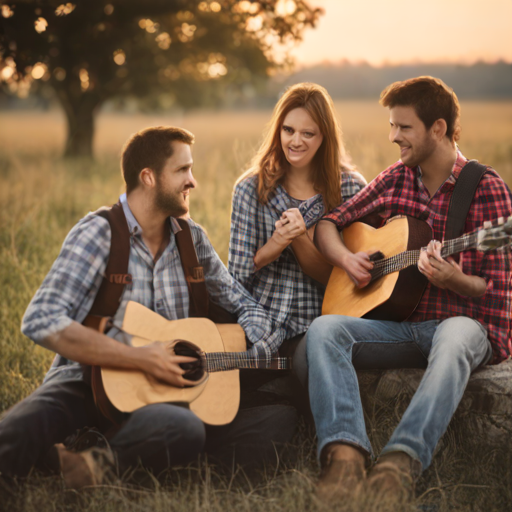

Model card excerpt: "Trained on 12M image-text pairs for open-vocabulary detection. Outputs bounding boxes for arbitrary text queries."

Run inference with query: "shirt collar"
[119,193,181,236]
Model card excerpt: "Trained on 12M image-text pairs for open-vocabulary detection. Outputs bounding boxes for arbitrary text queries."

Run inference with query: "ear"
[431,119,447,141]
[139,167,156,188]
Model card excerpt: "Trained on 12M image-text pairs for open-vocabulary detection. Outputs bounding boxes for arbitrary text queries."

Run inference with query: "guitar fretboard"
[205,352,291,372]
[369,232,479,282]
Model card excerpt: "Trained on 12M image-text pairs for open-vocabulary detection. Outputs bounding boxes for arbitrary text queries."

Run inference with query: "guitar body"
[98,301,247,426]
[322,217,432,321]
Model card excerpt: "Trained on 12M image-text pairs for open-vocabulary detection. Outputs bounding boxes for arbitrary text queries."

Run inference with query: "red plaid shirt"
[323,151,512,364]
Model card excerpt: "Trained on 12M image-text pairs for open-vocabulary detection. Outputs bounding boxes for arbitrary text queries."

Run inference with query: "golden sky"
[291,0,512,66]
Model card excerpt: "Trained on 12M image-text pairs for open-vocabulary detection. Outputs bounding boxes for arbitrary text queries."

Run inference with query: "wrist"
[446,271,486,297]
[338,251,353,270]
[130,345,153,372]
[271,231,291,249]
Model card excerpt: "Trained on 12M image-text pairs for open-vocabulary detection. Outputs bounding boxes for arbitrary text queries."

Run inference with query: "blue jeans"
[306,315,492,471]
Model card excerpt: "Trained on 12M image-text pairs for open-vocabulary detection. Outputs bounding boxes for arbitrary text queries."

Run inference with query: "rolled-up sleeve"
[323,169,394,229]
[21,214,110,345]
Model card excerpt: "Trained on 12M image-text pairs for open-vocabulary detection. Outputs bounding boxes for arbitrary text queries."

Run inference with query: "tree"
[0,0,321,157]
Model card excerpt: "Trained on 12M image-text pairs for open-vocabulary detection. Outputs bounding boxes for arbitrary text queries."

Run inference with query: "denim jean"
[306,315,492,471]
[0,379,297,478]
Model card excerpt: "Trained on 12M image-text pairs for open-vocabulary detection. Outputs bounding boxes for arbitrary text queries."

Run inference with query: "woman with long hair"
[228,82,366,376]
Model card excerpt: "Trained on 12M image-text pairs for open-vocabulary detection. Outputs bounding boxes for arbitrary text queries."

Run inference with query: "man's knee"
[306,315,354,360]
[119,403,206,449]
[431,317,490,365]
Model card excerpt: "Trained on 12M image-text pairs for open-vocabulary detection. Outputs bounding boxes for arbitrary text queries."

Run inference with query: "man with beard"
[0,127,295,488]
[308,77,512,503]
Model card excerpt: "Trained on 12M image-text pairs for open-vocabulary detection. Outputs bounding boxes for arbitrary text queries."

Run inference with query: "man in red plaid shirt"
[306,76,512,503]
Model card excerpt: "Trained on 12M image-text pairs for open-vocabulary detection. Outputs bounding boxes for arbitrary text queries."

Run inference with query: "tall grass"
[1,101,512,511]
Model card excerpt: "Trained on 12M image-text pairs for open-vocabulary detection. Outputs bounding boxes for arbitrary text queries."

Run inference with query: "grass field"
[1,101,512,511]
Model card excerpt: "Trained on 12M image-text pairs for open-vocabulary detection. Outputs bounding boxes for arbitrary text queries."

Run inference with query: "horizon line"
[292,57,512,71]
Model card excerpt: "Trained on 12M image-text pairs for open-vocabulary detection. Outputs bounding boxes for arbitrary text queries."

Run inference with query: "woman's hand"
[273,208,307,245]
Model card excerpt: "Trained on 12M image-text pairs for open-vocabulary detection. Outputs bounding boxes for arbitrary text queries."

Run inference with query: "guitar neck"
[440,232,479,258]
[205,352,291,372]
[370,231,479,282]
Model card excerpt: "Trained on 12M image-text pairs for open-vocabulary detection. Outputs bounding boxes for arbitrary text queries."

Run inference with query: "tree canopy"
[0,0,321,156]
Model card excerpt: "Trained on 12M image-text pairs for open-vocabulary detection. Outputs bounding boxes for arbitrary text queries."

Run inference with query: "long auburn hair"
[239,82,356,212]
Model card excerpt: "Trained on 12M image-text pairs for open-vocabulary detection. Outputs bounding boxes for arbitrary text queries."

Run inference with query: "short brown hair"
[122,126,195,193]
[380,76,460,142]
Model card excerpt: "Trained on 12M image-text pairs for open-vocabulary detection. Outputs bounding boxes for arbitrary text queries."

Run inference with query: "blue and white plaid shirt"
[228,172,366,342]
[22,194,282,383]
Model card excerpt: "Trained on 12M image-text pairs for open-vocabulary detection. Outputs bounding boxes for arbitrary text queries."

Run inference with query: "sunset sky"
[290,0,512,66]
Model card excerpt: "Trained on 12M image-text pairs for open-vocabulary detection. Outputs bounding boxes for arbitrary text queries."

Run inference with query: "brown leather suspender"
[83,203,132,332]
[175,218,210,318]
[83,207,219,330]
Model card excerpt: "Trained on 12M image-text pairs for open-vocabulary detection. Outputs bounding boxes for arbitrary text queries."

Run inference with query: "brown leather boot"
[316,442,367,503]
[56,443,116,489]
[366,451,421,505]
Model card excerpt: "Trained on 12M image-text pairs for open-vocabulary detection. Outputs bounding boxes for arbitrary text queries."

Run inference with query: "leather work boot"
[56,443,116,489]
[316,442,367,503]
[366,451,421,507]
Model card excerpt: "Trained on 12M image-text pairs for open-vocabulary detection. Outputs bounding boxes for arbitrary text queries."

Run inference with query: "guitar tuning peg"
[497,217,505,225]
[483,221,492,229]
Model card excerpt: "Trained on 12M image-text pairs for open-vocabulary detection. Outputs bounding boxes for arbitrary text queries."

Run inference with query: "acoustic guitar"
[322,215,512,321]
[94,301,289,426]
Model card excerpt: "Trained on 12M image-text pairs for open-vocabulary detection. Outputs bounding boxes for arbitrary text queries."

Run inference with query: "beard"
[154,181,189,218]
[401,136,437,168]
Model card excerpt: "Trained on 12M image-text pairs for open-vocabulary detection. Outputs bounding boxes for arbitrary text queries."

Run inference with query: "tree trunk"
[52,78,102,159]
[63,102,96,158]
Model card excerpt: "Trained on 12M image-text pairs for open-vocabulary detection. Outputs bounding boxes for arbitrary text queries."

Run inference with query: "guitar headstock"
[476,216,512,251]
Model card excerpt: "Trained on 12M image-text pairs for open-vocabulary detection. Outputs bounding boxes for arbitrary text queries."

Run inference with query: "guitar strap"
[444,160,487,240]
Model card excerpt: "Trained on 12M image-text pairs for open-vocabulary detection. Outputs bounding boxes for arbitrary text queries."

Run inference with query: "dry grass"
[1,101,512,511]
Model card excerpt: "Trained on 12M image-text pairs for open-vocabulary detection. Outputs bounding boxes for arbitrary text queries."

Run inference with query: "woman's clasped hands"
[273,208,307,247]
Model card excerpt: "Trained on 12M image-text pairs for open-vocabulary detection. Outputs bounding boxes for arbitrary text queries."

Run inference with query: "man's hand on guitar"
[136,341,198,388]
[341,251,374,288]
[418,240,460,289]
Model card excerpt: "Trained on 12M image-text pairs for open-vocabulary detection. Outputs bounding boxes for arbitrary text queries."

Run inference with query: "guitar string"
[369,232,478,281]
[107,321,291,372]
[205,352,290,372]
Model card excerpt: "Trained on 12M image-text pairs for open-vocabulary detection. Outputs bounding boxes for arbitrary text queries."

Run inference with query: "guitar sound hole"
[173,340,206,382]
[369,251,385,262]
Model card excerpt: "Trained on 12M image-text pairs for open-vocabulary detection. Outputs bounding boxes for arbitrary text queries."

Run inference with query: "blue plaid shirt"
[228,172,366,342]
[22,194,282,384]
